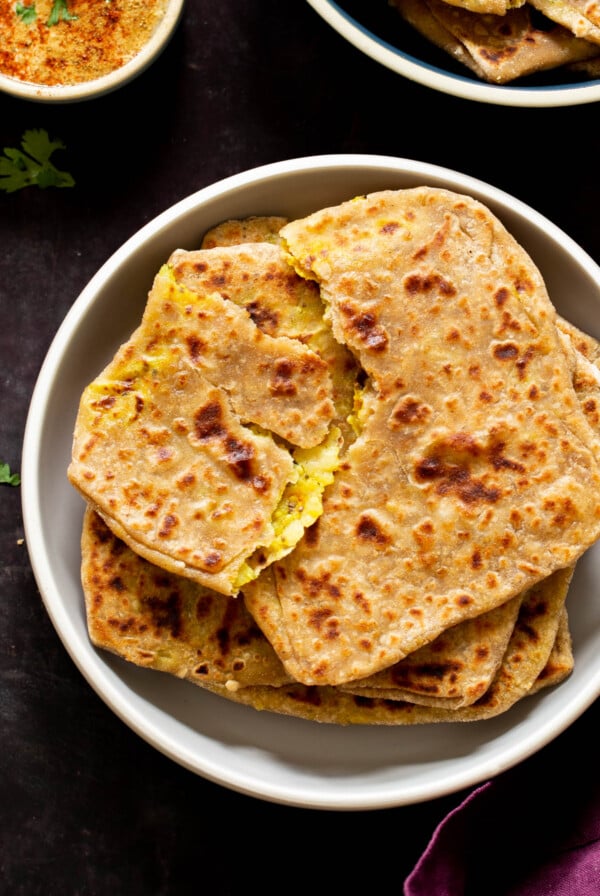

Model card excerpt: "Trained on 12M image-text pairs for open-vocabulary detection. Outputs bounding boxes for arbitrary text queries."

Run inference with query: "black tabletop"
[2,3,600,894]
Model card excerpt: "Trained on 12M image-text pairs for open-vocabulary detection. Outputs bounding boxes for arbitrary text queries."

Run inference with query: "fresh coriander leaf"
[46,0,77,26]
[15,2,37,24]
[0,129,75,193]
[0,463,20,486]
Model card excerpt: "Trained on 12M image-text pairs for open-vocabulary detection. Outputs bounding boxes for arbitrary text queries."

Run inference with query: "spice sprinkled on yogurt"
[0,0,170,86]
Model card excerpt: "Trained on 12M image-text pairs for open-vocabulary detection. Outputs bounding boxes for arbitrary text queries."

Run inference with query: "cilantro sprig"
[15,2,37,24]
[0,463,21,487]
[0,129,75,193]
[46,0,78,26]
[14,1,78,26]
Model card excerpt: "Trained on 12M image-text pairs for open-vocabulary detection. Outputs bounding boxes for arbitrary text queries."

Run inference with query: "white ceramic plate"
[306,0,600,107]
[22,154,600,810]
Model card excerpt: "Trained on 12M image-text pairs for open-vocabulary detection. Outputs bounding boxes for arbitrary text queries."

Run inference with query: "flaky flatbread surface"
[81,506,573,725]
[390,0,599,82]
[243,187,600,686]
[202,570,573,725]
[340,596,522,707]
[81,507,292,688]
[68,251,338,595]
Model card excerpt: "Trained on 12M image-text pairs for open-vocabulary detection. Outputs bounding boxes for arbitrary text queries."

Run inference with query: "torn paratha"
[168,242,359,440]
[68,252,340,596]
[243,187,600,686]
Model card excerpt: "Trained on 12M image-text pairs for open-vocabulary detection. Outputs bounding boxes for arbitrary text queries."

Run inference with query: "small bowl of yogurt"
[0,0,185,102]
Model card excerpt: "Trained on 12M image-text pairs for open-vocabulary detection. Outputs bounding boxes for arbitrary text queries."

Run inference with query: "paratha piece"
[168,242,359,440]
[243,187,600,686]
[81,506,292,688]
[81,503,520,703]
[429,0,525,14]
[339,324,600,707]
[200,215,288,248]
[526,606,573,695]
[389,0,600,83]
[567,53,600,72]
[201,569,574,725]
[68,253,340,596]
[529,0,600,43]
[339,595,522,707]
[81,505,573,725]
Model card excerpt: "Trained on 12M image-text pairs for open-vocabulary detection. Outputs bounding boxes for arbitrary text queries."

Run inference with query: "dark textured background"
[1,3,599,894]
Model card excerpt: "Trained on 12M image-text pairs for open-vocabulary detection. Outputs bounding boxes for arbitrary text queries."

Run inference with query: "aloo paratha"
[389,0,599,83]
[243,187,600,686]
[68,251,340,596]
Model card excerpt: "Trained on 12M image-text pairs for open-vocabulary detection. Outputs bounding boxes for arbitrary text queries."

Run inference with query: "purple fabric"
[403,702,600,896]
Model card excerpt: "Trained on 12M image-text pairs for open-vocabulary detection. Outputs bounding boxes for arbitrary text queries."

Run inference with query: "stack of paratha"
[388,0,600,83]
[69,187,600,725]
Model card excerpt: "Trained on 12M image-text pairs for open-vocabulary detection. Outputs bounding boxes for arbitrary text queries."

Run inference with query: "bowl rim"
[0,0,185,103]
[306,0,600,107]
[21,153,600,810]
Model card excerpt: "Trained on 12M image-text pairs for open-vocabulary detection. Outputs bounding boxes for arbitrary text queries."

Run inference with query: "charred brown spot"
[186,335,206,363]
[516,346,535,380]
[286,685,323,708]
[381,221,400,234]
[471,550,482,569]
[215,625,230,655]
[325,618,341,640]
[404,272,456,297]
[194,402,225,440]
[494,287,510,306]
[108,616,135,633]
[224,437,255,480]
[269,358,298,396]
[109,576,125,591]
[143,592,183,638]
[391,395,431,425]
[340,303,389,352]
[415,432,523,504]
[246,300,279,332]
[308,607,334,631]
[202,550,223,570]
[159,514,178,537]
[493,342,519,361]
[304,519,321,547]
[392,661,461,689]
[353,592,370,613]
[456,594,473,607]
[356,514,391,545]
[490,441,525,473]
[295,568,341,600]
[177,472,196,489]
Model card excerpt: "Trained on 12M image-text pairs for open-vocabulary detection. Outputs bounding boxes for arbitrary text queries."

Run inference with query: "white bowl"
[307,0,600,107]
[0,0,185,103]
[22,154,600,810]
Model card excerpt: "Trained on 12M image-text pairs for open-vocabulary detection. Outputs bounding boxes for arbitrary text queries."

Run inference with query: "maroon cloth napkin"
[403,701,600,896]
